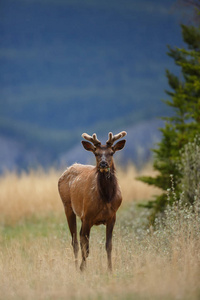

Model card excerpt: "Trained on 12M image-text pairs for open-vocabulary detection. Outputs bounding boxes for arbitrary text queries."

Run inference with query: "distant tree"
[139,3,200,222]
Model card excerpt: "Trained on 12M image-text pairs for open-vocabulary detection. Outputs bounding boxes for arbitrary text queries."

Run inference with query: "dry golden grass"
[0,164,160,225]
[1,225,200,300]
[0,166,199,300]
[118,163,161,203]
[0,168,62,225]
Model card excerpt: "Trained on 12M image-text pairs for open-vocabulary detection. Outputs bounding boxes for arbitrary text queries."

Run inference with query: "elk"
[58,131,127,271]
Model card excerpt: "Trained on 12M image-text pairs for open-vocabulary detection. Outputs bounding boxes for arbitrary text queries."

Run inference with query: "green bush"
[178,135,200,205]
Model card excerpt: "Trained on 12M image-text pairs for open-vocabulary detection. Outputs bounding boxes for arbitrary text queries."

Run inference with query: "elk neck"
[96,164,117,203]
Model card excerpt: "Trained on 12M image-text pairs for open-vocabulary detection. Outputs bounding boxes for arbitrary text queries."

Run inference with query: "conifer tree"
[139,7,200,221]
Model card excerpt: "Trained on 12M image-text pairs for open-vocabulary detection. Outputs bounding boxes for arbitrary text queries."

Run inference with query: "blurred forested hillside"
[0,0,183,171]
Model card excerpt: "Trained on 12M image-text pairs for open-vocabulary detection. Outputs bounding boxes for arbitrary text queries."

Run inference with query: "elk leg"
[106,215,116,272]
[80,221,91,271]
[64,206,79,269]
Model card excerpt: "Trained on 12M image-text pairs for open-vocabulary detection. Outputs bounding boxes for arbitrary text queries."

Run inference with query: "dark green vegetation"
[0,0,182,170]
[139,1,200,220]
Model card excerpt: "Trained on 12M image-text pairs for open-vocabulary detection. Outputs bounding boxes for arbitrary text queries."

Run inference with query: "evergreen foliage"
[139,9,200,221]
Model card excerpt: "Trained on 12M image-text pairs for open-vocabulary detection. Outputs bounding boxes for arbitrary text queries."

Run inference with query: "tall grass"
[0,164,200,300]
[118,163,161,204]
[1,226,199,300]
[0,169,62,225]
[0,164,160,225]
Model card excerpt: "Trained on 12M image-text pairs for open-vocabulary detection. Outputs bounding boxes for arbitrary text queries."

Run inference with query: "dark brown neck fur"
[97,165,117,203]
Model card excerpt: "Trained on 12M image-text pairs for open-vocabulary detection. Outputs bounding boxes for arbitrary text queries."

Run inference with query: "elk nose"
[100,161,108,169]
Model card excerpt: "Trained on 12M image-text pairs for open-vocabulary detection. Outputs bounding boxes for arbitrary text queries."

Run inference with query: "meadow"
[0,165,200,300]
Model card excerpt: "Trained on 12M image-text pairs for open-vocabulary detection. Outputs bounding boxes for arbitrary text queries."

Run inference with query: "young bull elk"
[58,131,127,271]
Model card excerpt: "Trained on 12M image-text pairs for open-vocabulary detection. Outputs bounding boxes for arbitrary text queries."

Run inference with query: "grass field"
[0,166,200,300]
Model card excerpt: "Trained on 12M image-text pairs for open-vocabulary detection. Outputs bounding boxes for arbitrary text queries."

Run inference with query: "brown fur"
[58,132,126,271]
[97,165,117,203]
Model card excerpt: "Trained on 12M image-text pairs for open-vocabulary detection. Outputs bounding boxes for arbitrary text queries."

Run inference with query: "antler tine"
[106,131,127,145]
[106,132,113,145]
[82,133,101,146]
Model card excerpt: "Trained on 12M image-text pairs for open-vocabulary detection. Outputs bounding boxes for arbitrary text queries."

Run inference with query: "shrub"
[178,135,200,205]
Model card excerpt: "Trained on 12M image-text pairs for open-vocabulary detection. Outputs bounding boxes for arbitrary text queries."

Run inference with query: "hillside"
[0,0,183,170]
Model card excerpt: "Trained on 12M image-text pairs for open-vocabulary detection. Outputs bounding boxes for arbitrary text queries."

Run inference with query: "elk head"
[81,131,127,173]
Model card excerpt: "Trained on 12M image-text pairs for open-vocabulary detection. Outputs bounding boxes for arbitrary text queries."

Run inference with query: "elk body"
[58,131,127,271]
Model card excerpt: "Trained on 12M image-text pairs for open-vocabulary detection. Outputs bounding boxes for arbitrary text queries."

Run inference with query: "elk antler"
[106,131,127,146]
[82,133,101,146]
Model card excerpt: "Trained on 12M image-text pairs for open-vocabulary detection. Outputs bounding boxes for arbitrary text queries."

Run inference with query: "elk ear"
[112,140,126,152]
[81,141,95,152]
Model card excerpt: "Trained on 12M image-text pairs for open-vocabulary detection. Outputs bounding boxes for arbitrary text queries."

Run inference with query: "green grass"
[0,213,66,244]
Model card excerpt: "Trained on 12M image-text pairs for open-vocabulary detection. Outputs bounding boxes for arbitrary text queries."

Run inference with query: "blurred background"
[0,0,184,172]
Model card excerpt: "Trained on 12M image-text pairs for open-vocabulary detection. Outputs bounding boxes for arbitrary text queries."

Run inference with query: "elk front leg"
[106,215,116,272]
[80,221,91,271]
[64,206,79,269]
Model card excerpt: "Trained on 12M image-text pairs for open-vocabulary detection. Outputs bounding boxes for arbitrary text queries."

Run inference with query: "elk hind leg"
[65,206,79,268]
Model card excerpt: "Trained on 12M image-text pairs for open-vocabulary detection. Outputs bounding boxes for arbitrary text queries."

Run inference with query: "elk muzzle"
[99,161,110,173]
